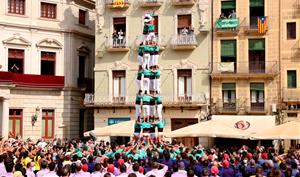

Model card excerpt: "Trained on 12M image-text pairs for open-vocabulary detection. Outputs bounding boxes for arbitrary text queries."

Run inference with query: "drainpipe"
[209,0,214,119]
[278,0,282,124]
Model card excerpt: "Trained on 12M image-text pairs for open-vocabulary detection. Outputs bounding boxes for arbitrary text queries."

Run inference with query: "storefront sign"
[108,117,130,126]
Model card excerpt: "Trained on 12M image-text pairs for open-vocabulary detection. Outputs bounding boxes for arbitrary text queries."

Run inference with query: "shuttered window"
[178,69,192,98]
[250,0,264,7]
[177,14,191,29]
[113,70,126,99]
[249,39,265,51]
[287,70,297,88]
[221,0,236,10]
[221,40,236,57]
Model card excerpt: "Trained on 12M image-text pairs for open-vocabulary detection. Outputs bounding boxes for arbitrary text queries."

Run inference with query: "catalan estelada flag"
[257,16,267,34]
[113,0,125,8]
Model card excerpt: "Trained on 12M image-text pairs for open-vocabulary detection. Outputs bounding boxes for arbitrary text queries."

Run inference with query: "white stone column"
[1,98,9,139]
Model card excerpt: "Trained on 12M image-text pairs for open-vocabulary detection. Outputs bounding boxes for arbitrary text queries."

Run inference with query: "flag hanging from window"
[113,0,125,8]
[257,16,267,34]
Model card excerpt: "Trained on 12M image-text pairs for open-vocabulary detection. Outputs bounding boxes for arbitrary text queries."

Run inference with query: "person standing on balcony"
[118,29,124,47]
[219,13,226,19]
[180,27,189,44]
[112,30,118,47]
[228,10,236,19]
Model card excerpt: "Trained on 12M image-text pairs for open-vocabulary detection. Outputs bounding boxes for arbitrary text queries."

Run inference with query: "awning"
[211,115,276,135]
[165,120,248,139]
[84,120,135,137]
[251,121,300,140]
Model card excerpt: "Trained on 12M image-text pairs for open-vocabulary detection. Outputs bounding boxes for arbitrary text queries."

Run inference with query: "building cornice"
[0,22,95,40]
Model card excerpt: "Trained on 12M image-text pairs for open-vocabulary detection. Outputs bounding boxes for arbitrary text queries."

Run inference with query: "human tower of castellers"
[133,14,164,143]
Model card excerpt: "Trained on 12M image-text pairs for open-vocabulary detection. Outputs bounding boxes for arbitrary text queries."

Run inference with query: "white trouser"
[150,105,156,116]
[143,78,150,94]
[150,79,155,92]
[143,105,150,116]
[150,54,155,67]
[157,104,163,119]
[135,105,141,119]
[138,55,143,66]
[143,53,150,69]
[154,78,160,93]
[136,79,142,92]
[154,54,159,66]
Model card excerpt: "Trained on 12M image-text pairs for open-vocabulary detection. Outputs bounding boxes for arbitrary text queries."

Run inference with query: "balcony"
[282,87,300,102]
[215,18,240,36]
[136,35,167,50]
[245,16,268,35]
[105,37,130,52]
[0,71,64,88]
[105,0,130,9]
[83,93,208,108]
[171,0,195,6]
[247,103,266,114]
[139,0,163,7]
[171,34,197,50]
[210,61,278,80]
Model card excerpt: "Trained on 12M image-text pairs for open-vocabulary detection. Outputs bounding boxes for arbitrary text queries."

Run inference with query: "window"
[287,70,297,88]
[221,0,236,17]
[78,56,86,79]
[9,109,22,137]
[249,0,264,27]
[222,83,236,110]
[287,22,296,40]
[79,9,86,25]
[153,15,158,35]
[177,14,192,34]
[41,2,56,19]
[41,51,55,75]
[220,40,236,72]
[178,69,192,102]
[250,83,264,111]
[113,70,126,102]
[8,0,25,15]
[8,49,24,74]
[287,113,298,117]
[42,110,54,139]
[113,17,126,47]
[249,39,265,73]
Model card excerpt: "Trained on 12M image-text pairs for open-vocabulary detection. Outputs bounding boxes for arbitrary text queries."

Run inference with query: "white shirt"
[0,163,7,177]
[43,171,59,177]
[117,172,128,177]
[36,169,50,177]
[70,171,91,177]
[101,172,115,177]
[134,172,146,177]
[145,166,168,177]
[91,171,102,177]
[25,168,35,177]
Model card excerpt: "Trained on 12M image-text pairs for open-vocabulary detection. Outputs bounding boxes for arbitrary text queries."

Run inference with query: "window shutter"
[250,0,264,7]
[186,77,192,97]
[287,70,297,88]
[258,91,264,103]
[249,39,265,51]
[221,0,236,10]
[231,91,236,102]
[222,83,236,91]
[177,15,191,29]
[113,17,126,25]
[251,91,256,103]
[250,83,264,91]
[113,77,119,97]
[178,77,184,97]
[221,40,236,57]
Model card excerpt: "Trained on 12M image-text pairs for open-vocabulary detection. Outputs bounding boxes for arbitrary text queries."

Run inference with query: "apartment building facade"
[210,0,280,145]
[90,0,211,146]
[0,0,95,140]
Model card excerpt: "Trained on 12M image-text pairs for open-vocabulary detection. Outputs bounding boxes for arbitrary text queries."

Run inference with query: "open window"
[220,40,236,73]
[41,51,56,76]
[221,0,236,18]
[250,83,265,111]
[8,49,24,74]
[112,17,126,47]
[249,39,265,73]
[177,14,192,35]
[249,0,264,28]
[222,83,236,111]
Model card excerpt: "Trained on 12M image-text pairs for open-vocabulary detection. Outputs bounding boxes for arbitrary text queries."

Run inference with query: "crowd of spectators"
[0,137,299,177]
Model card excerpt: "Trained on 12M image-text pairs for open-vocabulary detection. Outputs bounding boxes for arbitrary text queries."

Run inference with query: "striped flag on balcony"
[257,16,267,34]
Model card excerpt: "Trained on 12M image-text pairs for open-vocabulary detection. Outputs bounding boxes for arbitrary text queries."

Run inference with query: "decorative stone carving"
[109,61,129,70]
[3,33,31,47]
[198,0,208,28]
[172,59,197,69]
[96,0,105,34]
[77,42,90,55]
[36,38,63,49]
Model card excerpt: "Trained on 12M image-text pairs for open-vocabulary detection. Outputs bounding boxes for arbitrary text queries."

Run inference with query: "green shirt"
[142,95,152,102]
[138,46,144,56]
[140,122,152,129]
[153,70,161,77]
[143,69,151,77]
[135,95,142,104]
[155,95,162,103]
[156,119,164,128]
[143,24,155,32]
[154,45,160,52]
